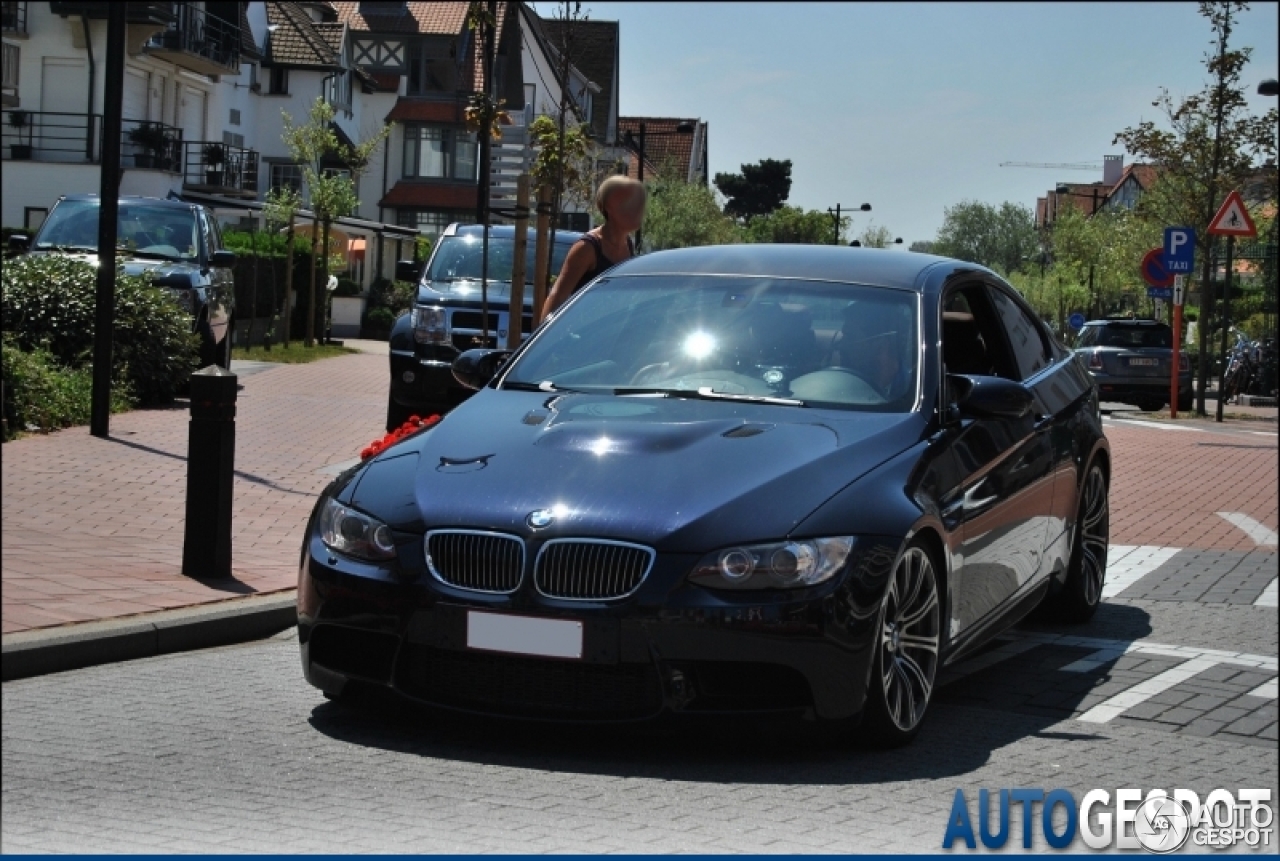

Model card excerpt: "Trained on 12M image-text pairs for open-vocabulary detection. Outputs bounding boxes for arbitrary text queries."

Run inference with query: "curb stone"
[1,591,297,681]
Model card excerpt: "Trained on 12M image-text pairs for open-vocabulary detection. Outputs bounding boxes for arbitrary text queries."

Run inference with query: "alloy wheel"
[1078,466,1109,607]
[879,546,940,733]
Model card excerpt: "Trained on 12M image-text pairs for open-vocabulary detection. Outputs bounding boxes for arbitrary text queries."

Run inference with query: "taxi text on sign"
[1206,190,1257,237]
[1163,227,1195,273]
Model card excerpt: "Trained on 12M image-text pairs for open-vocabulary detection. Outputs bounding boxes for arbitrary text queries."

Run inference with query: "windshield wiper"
[502,380,595,394]
[612,387,807,407]
[38,244,98,253]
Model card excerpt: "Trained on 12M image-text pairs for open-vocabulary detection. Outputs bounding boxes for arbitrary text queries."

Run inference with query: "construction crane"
[999,161,1102,170]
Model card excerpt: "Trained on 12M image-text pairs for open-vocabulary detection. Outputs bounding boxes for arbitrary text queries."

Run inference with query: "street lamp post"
[827,203,871,245]
[1258,79,1279,96]
[621,121,694,251]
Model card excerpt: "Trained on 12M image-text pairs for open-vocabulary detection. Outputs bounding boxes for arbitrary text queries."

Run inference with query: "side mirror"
[8,234,29,253]
[453,349,512,391]
[949,374,1034,420]
[209,249,236,268]
[396,259,423,283]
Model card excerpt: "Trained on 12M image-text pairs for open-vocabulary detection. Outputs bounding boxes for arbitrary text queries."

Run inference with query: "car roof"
[611,244,978,291]
[445,223,583,244]
[53,194,202,212]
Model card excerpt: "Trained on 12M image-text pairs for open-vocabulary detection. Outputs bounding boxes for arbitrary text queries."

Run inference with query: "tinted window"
[33,199,199,261]
[987,286,1051,380]
[1098,325,1171,349]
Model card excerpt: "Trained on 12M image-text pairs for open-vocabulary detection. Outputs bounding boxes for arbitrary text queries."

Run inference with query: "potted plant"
[202,142,226,186]
[127,122,166,168]
[7,111,32,160]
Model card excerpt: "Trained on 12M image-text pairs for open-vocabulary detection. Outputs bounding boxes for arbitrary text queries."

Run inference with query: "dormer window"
[407,38,457,96]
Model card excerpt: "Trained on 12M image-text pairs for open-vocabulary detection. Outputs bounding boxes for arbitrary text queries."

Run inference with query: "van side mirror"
[396,259,423,283]
[452,349,512,390]
[209,249,236,268]
[8,234,29,253]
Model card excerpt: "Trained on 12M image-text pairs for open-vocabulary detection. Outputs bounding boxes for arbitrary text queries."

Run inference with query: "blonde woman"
[538,176,646,323]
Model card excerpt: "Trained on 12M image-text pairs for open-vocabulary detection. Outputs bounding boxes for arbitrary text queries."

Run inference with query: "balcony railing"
[2,41,17,107]
[1,111,184,173]
[182,141,259,197]
[1,1,27,37]
[145,4,241,76]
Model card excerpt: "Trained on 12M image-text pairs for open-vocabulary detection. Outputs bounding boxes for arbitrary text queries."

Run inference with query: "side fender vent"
[722,424,773,439]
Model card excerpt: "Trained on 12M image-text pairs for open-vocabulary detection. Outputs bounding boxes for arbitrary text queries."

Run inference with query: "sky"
[543,1,1279,246]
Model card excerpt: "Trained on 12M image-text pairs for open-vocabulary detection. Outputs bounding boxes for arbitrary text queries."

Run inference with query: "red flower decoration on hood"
[359,414,443,461]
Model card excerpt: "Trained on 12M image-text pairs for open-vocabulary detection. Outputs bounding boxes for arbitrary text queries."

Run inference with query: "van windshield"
[33,198,199,262]
[427,234,574,284]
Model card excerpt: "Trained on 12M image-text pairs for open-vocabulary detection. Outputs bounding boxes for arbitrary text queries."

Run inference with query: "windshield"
[502,275,920,412]
[1076,325,1171,349]
[33,198,199,262]
[427,234,574,284]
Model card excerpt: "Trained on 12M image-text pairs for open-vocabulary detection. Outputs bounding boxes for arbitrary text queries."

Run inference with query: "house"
[617,115,708,185]
[1099,163,1160,214]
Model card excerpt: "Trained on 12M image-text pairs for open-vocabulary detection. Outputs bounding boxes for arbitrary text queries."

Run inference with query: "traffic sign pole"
[1171,275,1184,419]
[1215,235,1235,424]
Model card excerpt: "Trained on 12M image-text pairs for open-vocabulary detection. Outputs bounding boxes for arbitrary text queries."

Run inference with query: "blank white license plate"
[1129,358,1158,366]
[466,611,583,659]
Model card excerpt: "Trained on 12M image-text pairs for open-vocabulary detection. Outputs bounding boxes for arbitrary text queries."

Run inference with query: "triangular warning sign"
[1207,190,1257,237]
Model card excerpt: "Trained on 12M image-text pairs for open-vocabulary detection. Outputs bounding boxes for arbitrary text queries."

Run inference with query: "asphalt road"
[3,418,1277,853]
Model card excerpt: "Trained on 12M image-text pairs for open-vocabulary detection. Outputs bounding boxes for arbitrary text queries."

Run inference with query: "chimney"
[1103,154,1124,187]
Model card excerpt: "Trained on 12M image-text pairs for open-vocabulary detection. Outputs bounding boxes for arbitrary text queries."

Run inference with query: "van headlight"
[688,537,855,590]
[412,305,449,344]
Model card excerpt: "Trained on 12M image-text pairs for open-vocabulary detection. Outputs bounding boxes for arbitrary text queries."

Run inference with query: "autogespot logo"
[942,787,1274,852]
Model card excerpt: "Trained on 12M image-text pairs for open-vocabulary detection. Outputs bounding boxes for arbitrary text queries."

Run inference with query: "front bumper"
[297,532,899,722]
[388,346,468,412]
[1090,372,1193,405]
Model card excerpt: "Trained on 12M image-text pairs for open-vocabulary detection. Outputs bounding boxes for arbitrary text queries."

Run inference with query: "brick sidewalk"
[2,353,387,634]
[3,360,1275,635]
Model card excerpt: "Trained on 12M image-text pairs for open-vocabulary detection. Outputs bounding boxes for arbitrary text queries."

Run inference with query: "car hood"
[30,251,199,282]
[421,279,526,305]
[354,389,926,551]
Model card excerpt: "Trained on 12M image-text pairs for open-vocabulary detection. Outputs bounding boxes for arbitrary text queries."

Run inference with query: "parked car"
[387,223,581,430]
[298,244,1111,746]
[1072,317,1192,412]
[8,194,236,368]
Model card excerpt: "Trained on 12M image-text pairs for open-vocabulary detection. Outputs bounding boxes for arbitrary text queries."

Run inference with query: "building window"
[402,125,476,181]
[406,39,457,96]
[396,210,455,241]
[269,162,304,196]
[23,207,47,231]
[326,68,352,113]
[268,67,289,95]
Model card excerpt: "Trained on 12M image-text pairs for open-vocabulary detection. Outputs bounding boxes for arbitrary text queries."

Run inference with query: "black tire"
[860,541,942,748]
[386,395,414,432]
[1136,396,1164,412]
[1052,461,1110,623]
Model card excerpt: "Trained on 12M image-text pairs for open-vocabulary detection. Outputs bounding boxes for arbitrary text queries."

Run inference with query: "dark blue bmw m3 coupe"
[298,244,1110,747]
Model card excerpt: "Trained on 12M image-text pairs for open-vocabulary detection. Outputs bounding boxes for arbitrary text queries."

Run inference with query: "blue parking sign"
[1164,227,1196,273]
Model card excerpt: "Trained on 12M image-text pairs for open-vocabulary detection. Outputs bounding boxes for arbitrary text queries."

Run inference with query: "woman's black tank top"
[568,232,633,295]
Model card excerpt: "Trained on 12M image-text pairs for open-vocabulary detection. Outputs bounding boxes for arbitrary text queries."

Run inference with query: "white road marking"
[1245,678,1278,699]
[1105,418,1202,432]
[1249,431,1278,437]
[1077,657,1222,723]
[1255,577,1278,608]
[1216,512,1279,547]
[1101,545,1180,599]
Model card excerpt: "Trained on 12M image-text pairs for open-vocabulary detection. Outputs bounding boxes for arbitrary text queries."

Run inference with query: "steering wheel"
[630,362,672,385]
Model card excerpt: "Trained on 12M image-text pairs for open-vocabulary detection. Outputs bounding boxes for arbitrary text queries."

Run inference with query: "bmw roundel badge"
[527,509,555,529]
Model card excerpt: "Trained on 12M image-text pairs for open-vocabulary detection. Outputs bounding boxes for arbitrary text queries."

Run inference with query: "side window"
[987,285,1051,380]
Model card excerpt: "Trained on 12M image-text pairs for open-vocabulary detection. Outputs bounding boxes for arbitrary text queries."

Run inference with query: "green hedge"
[2,254,200,405]
[2,338,132,440]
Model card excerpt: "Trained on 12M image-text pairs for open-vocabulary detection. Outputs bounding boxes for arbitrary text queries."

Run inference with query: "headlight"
[318,498,397,561]
[689,537,855,590]
[412,305,449,344]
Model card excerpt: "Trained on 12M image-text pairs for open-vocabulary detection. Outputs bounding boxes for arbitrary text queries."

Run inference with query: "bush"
[367,276,416,314]
[334,276,361,297]
[361,306,397,339]
[2,338,132,439]
[2,254,200,404]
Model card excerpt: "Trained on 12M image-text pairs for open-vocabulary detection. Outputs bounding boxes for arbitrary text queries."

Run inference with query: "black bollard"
[182,365,237,579]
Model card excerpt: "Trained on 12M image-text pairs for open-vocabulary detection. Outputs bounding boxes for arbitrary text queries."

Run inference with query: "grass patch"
[232,343,357,364]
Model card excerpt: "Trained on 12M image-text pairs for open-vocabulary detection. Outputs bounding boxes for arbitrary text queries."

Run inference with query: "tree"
[1112,1,1277,413]
[931,200,1039,275]
[280,98,391,346]
[857,222,896,248]
[714,158,793,221]
[744,205,841,244]
[262,185,302,347]
[909,240,937,255]
[643,176,743,251]
[528,115,597,216]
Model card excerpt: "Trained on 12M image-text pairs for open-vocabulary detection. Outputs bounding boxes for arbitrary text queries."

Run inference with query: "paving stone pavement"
[1,622,1276,854]
[1114,549,1277,604]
